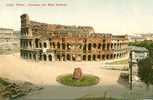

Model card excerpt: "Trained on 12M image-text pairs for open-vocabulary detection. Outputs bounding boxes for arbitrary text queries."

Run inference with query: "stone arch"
[39,54,42,60]
[43,54,47,61]
[117,54,119,58]
[102,44,106,50]
[114,54,116,58]
[93,43,96,48]
[107,43,110,50]
[106,54,109,59]
[93,55,96,61]
[57,42,60,49]
[114,43,117,49]
[97,55,100,60]
[88,55,91,61]
[83,44,86,51]
[110,54,113,59]
[119,53,122,57]
[67,54,70,61]
[67,43,70,50]
[62,54,65,61]
[111,43,113,49]
[29,53,32,59]
[57,55,60,61]
[48,55,52,61]
[35,38,39,48]
[39,42,42,48]
[88,43,91,50]
[29,41,32,47]
[33,54,36,60]
[44,42,47,48]
[102,55,105,60]
[83,55,86,61]
[62,43,65,49]
[98,43,101,49]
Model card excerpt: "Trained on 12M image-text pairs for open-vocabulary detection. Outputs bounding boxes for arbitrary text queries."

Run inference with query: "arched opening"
[39,43,42,48]
[29,53,31,59]
[107,43,110,50]
[88,43,91,50]
[93,43,96,48]
[62,54,65,61]
[57,55,60,61]
[93,55,96,61]
[57,42,60,49]
[83,44,86,53]
[44,42,47,48]
[102,44,105,50]
[120,53,122,57]
[33,54,36,60]
[106,54,109,59]
[67,43,70,50]
[39,55,42,60]
[111,43,113,49]
[114,54,116,58]
[117,54,119,58]
[114,43,117,49]
[43,54,47,61]
[72,54,76,61]
[29,41,32,47]
[35,38,39,48]
[62,43,65,50]
[98,43,101,49]
[102,55,105,60]
[88,55,91,61]
[97,55,100,60]
[110,54,113,59]
[48,55,52,61]
[52,42,55,48]
[83,55,86,61]
[67,54,70,61]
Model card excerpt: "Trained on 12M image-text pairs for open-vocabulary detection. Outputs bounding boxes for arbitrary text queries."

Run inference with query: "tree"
[137,57,153,89]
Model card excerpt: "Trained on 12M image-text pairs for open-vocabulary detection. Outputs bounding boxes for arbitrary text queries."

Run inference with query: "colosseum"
[20,14,128,62]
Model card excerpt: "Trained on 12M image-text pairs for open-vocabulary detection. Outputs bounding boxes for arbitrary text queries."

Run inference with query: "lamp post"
[129,51,133,90]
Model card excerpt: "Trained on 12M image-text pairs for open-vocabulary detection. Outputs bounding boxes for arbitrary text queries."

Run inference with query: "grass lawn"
[56,74,99,87]
[77,97,122,100]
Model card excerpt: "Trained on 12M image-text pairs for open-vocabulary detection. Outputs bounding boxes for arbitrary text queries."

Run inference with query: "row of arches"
[21,39,128,52]
[39,54,52,61]
[55,53,127,61]
[21,51,127,61]
[21,51,53,61]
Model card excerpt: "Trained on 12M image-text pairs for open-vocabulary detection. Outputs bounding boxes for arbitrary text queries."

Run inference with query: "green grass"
[56,74,99,87]
[109,59,128,65]
[77,97,121,100]
[0,78,9,85]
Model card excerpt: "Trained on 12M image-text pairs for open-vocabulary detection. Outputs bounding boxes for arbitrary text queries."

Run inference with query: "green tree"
[138,57,153,89]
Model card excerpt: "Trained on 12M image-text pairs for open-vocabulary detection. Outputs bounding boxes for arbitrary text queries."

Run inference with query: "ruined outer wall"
[20,14,128,61]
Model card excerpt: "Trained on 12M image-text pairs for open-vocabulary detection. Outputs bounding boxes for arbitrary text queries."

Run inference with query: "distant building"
[0,28,20,54]
[129,46,149,82]
[128,33,153,42]
[128,34,145,42]
[129,46,149,62]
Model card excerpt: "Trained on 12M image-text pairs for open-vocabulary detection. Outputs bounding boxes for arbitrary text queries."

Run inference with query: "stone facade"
[0,28,20,54]
[20,14,128,61]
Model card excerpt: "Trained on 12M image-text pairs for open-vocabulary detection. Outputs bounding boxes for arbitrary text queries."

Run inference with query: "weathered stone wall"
[0,28,20,54]
[20,14,128,61]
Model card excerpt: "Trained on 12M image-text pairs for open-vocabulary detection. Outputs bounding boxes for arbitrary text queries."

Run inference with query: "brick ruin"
[20,14,128,61]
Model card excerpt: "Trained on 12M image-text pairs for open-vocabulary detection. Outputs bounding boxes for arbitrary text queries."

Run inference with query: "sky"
[1,0,153,34]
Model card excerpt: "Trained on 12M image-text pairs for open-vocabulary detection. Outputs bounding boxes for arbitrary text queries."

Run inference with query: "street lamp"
[129,50,133,90]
